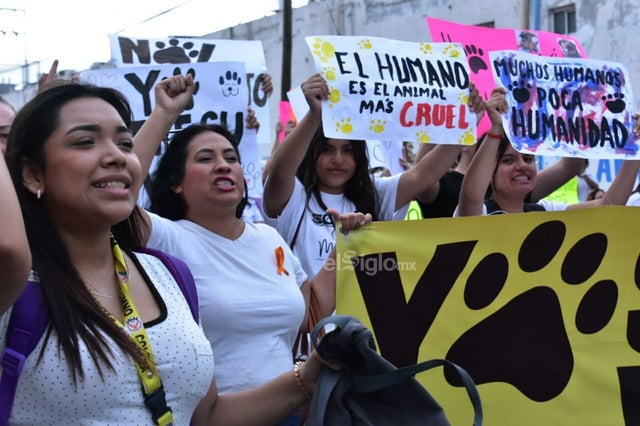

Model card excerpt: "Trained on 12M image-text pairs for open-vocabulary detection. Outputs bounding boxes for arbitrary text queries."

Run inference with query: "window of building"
[551,5,576,34]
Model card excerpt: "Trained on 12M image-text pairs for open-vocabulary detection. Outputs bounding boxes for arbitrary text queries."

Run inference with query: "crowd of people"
[1,60,640,425]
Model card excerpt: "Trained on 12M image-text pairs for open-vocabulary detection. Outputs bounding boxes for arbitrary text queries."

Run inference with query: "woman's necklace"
[86,283,120,300]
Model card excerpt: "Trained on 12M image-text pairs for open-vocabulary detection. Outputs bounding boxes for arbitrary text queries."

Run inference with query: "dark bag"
[307,315,483,426]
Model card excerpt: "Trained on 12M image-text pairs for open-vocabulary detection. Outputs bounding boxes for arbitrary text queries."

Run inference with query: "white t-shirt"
[264,175,402,278]
[0,252,213,425]
[453,199,569,216]
[148,214,307,394]
[626,192,640,206]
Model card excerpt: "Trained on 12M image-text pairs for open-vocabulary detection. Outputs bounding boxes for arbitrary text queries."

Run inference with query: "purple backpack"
[0,247,199,426]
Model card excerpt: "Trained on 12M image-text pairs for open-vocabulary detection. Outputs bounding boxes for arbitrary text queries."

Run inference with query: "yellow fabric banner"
[336,206,640,425]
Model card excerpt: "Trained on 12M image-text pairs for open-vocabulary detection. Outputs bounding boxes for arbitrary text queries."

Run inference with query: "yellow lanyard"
[107,237,175,426]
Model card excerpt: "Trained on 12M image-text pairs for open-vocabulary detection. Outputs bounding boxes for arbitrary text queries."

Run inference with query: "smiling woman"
[1,77,328,425]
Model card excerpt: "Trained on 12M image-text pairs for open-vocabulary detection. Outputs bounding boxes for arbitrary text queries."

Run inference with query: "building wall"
[205,0,639,137]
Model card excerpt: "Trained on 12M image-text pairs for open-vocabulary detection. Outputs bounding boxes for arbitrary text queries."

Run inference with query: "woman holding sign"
[454,87,640,216]
[261,73,485,314]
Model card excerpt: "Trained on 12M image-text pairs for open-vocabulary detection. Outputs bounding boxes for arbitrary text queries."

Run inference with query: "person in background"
[0,146,30,314]
[0,96,16,155]
[576,159,600,202]
[261,73,484,314]
[586,187,606,201]
[455,87,640,216]
[1,77,328,425]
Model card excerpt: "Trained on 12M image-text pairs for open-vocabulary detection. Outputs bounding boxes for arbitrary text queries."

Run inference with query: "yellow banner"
[336,206,640,425]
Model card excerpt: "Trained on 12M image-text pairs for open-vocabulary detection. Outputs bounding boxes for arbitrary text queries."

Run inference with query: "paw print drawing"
[420,42,434,55]
[369,119,387,134]
[602,93,626,113]
[509,81,532,103]
[358,39,373,49]
[415,130,430,143]
[311,37,336,63]
[446,221,618,402]
[219,71,242,97]
[328,86,341,107]
[464,45,488,73]
[458,129,476,145]
[335,118,353,134]
[323,66,338,81]
[153,39,200,64]
[443,44,462,58]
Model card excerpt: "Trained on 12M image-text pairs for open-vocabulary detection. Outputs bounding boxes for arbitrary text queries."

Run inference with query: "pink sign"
[426,17,587,135]
[278,100,293,142]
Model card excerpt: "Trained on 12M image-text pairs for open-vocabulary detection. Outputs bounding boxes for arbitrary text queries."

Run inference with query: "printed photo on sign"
[304,35,477,145]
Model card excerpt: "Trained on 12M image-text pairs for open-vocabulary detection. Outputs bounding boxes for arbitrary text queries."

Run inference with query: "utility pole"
[280,0,292,100]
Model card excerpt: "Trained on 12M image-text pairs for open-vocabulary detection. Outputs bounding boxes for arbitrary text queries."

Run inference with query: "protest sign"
[80,61,262,199]
[336,207,640,425]
[109,35,271,145]
[490,50,638,159]
[304,35,477,145]
[426,17,587,135]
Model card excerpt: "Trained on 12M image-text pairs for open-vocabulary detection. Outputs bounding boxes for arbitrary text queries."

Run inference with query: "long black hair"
[149,123,249,219]
[296,125,380,220]
[5,82,147,381]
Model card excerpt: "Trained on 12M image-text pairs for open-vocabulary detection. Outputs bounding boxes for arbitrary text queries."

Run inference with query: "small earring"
[36,189,41,199]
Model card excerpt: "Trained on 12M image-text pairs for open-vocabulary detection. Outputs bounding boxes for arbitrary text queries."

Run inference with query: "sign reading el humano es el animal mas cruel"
[490,50,639,159]
[304,35,477,145]
[336,207,640,425]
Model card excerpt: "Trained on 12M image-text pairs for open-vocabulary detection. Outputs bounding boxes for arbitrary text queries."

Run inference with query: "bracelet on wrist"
[293,361,312,401]
[486,131,504,140]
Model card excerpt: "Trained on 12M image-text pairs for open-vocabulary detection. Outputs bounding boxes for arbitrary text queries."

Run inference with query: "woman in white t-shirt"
[262,73,485,314]
[455,87,640,217]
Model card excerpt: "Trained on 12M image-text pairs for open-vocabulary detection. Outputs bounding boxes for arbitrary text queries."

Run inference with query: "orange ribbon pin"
[275,246,290,276]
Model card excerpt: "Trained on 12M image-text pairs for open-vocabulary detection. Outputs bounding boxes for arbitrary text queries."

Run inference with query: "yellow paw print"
[420,42,434,55]
[443,44,462,58]
[369,119,387,134]
[358,39,373,49]
[323,66,338,81]
[335,118,353,134]
[328,86,341,107]
[458,129,476,145]
[312,38,336,63]
[416,130,431,143]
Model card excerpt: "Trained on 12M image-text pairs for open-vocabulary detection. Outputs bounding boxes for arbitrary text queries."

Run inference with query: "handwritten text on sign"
[108,35,271,145]
[490,50,639,159]
[305,35,477,145]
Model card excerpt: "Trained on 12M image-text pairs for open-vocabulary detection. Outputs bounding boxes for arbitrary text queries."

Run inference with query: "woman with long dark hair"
[1,77,327,425]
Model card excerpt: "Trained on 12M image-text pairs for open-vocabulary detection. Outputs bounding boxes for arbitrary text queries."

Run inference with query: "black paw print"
[219,70,242,97]
[509,81,532,103]
[153,39,200,64]
[602,93,626,113]
[445,221,619,404]
[464,44,488,74]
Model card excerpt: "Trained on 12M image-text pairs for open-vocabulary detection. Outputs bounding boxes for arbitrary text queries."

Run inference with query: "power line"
[114,0,192,34]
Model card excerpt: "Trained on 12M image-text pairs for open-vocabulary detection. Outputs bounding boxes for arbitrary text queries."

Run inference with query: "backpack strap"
[0,248,198,426]
[136,246,200,323]
[0,279,49,426]
[289,209,306,251]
